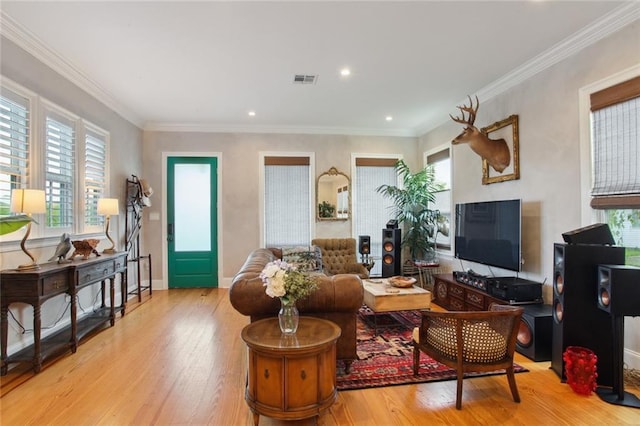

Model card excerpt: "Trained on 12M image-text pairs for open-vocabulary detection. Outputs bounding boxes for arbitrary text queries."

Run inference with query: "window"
[263,155,313,247]
[425,147,452,251]
[83,127,108,230]
[589,75,640,266]
[45,110,76,230]
[353,157,399,276]
[0,78,110,241]
[0,86,30,215]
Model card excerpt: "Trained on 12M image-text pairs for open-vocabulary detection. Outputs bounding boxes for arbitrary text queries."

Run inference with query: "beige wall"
[141,131,417,286]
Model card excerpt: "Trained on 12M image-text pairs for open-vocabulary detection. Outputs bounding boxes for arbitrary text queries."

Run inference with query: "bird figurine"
[49,233,72,263]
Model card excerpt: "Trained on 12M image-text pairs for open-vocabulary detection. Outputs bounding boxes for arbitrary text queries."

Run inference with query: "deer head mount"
[450,96,511,173]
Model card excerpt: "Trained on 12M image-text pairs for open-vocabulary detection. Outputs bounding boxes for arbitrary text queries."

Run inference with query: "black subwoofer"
[516,304,552,362]
[551,243,625,386]
[381,228,401,278]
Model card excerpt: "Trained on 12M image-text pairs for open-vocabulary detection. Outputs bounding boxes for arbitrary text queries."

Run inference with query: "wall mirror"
[316,167,350,221]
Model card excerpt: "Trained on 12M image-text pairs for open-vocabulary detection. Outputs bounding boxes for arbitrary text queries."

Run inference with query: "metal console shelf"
[125,176,152,302]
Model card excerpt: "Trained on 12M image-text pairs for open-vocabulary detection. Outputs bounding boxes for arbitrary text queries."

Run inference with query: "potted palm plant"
[376,159,444,263]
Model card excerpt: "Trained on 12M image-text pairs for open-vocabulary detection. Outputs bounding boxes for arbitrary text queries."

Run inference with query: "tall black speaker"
[516,304,552,362]
[358,235,371,255]
[551,243,625,386]
[381,228,401,277]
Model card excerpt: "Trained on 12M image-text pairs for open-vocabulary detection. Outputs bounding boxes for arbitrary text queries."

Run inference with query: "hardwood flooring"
[1,288,639,425]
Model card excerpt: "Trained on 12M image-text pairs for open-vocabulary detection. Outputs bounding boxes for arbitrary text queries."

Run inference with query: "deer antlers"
[449,95,479,127]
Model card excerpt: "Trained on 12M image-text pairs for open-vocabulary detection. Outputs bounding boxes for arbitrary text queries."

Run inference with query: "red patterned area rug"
[336,307,528,391]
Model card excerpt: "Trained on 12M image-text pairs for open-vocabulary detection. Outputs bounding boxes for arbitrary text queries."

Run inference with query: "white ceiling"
[0,1,636,136]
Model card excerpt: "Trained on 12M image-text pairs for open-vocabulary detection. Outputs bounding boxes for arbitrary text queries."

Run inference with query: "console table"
[1,252,127,375]
[433,273,507,311]
[241,317,341,425]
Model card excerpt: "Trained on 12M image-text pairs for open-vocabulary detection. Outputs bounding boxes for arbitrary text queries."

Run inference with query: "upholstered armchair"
[311,238,369,279]
[412,304,524,409]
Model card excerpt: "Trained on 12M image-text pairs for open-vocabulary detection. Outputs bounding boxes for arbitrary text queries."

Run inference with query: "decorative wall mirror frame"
[316,167,350,221]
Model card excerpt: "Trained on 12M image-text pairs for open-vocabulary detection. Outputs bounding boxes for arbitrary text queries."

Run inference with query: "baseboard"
[625,348,640,370]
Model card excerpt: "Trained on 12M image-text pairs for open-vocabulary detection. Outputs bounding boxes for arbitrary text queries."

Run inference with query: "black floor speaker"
[551,243,625,386]
[381,228,401,278]
[516,304,552,362]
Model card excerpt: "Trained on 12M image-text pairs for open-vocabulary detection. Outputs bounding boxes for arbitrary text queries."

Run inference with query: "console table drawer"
[450,297,465,311]
[43,272,69,296]
[465,291,485,309]
[77,262,115,286]
[449,284,464,300]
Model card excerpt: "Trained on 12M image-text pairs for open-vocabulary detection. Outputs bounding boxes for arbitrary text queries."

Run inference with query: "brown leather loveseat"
[230,247,364,372]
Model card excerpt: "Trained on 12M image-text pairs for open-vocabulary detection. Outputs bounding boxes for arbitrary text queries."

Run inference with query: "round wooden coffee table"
[241,316,341,426]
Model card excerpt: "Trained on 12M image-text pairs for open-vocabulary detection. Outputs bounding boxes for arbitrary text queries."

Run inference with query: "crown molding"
[0,11,144,128]
[144,121,417,138]
[414,2,640,136]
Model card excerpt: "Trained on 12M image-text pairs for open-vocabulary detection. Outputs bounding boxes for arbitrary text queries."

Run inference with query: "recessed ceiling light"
[248,111,256,117]
[385,116,393,121]
[340,68,351,77]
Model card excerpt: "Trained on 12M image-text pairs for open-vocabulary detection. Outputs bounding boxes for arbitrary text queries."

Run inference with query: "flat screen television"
[454,199,522,272]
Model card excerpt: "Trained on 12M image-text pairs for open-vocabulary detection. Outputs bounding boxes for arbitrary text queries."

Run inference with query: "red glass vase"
[563,346,598,395]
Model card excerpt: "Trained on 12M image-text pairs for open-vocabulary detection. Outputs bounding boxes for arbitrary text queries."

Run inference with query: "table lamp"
[97,198,119,254]
[10,188,46,270]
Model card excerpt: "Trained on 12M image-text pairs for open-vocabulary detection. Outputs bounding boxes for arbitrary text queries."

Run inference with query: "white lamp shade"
[10,189,46,214]
[97,198,119,216]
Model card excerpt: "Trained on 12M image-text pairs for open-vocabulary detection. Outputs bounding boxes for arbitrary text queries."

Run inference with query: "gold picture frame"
[481,114,520,185]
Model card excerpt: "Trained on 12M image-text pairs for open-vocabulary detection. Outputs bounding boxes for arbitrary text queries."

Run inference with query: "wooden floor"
[1,288,639,425]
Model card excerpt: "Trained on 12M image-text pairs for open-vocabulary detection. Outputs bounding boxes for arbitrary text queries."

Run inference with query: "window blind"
[590,76,640,209]
[264,162,311,246]
[45,115,75,228]
[354,160,398,276]
[0,89,30,215]
[84,130,107,226]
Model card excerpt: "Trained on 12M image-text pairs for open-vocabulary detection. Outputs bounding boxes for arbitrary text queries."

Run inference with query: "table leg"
[109,277,116,326]
[252,412,259,426]
[1,304,8,375]
[33,304,42,373]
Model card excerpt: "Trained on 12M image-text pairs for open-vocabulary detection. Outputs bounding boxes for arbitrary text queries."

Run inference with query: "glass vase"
[563,346,598,395]
[278,299,299,335]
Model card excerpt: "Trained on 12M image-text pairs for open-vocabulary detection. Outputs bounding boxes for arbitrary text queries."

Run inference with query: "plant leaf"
[0,215,37,236]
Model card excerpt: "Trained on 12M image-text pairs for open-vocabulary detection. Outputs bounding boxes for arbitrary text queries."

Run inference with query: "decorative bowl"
[388,276,416,288]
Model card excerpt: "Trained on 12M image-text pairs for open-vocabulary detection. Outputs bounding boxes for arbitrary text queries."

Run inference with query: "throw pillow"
[282,246,323,273]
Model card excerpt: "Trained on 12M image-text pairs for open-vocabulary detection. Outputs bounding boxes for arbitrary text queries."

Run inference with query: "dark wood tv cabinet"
[433,273,509,311]
[1,252,127,375]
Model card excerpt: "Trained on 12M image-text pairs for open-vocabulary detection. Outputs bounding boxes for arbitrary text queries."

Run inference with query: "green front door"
[167,156,218,288]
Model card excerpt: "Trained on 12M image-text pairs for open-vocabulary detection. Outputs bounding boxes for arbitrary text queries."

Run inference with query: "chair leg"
[456,370,464,410]
[506,365,521,403]
[412,344,420,375]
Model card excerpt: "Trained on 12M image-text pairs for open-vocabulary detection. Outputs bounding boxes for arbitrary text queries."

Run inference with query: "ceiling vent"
[293,74,318,84]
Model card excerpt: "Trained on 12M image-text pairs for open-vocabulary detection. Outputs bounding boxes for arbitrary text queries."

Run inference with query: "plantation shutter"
[590,75,640,208]
[0,88,30,214]
[427,149,451,249]
[84,129,107,227]
[264,156,311,247]
[45,114,75,228]
[354,157,399,276]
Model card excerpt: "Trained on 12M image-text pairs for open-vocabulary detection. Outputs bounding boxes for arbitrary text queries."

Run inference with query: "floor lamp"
[97,198,119,254]
[10,189,46,270]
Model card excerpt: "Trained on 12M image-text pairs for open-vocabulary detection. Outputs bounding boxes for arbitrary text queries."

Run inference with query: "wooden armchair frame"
[412,304,524,409]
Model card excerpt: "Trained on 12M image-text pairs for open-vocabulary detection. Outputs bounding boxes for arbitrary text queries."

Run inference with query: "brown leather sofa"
[230,247,364,372]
